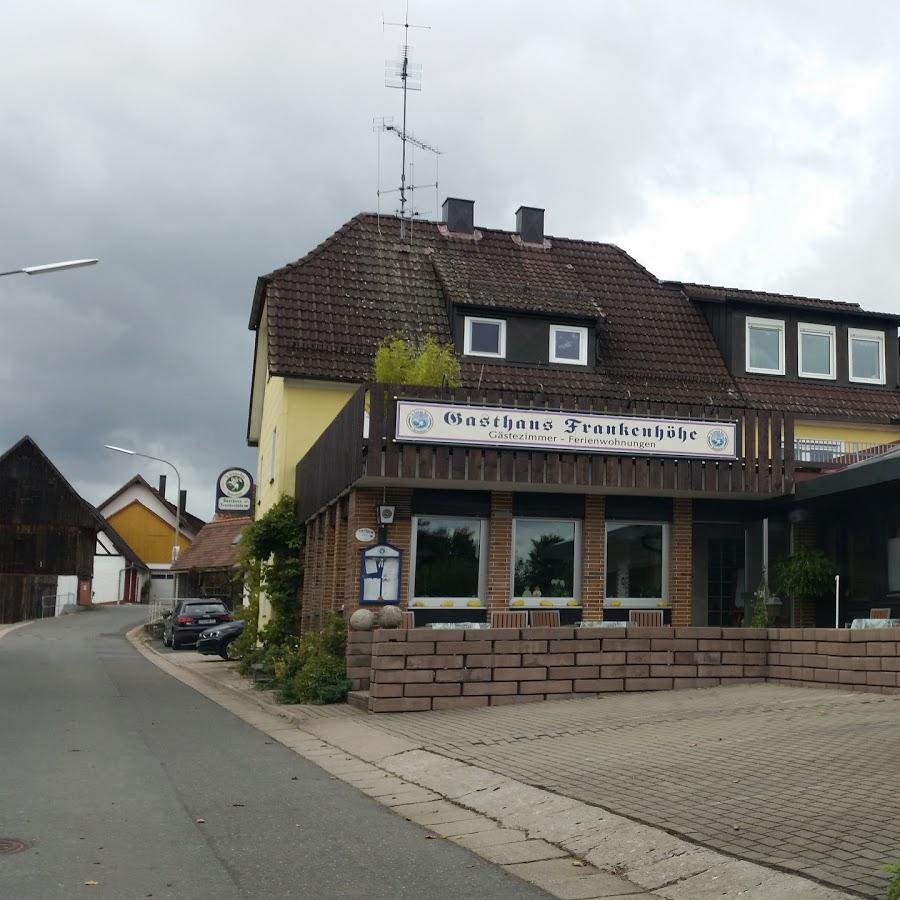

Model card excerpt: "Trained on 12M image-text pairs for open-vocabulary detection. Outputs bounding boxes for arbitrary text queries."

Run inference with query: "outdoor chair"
[870,608,891,619]
[529,610,561,627]
[628,609,664,626]
[401,610,416,628]
[490,610,527,628]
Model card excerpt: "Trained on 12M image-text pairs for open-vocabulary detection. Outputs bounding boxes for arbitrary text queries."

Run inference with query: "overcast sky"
[2,1,899,518]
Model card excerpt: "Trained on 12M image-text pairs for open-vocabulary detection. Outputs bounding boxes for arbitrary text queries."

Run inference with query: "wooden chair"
[401,610,415,628]
[490,610,527,628]
[870,608,891,619]
[529,610,561,627]
[629,609,664,626]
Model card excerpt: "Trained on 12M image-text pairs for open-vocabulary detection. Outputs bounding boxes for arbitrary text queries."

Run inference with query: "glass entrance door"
[707,535,745,626]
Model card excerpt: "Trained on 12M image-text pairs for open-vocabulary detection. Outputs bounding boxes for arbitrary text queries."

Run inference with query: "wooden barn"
[0,436,104,623]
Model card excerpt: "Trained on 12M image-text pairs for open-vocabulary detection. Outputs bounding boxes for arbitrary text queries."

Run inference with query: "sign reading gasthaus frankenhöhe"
[396,400,737,459]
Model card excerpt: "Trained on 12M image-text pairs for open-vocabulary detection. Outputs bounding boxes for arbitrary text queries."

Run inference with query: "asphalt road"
[0,607,546,899]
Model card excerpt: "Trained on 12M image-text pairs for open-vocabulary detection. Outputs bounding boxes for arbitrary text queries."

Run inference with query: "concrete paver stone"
[131,629,866,900]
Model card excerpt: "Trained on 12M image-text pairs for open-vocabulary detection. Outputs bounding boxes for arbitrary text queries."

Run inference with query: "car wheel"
[171,633,181,650]
[221,639,241,662]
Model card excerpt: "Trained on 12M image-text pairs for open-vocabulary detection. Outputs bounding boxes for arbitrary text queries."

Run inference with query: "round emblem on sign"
[707,429,729,451]
[219,468,251,498]
[406,408,434,434]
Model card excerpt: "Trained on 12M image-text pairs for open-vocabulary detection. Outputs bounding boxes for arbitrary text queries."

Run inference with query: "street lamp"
[0,258,98,277]
[104,445,183,597]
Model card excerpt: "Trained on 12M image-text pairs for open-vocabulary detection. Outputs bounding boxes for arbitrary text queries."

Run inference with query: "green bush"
[278,614,350,705]
[774,548,837,602]
[883,862,900,900]
[373,335,460,388]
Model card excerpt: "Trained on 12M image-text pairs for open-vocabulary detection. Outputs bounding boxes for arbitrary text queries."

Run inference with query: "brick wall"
[670,498,692,626]
[347,629,373,691]
[581,496,605,622]
[362,625,900,712]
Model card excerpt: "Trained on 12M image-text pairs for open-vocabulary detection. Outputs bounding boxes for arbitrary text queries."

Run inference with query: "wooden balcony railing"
[296,383,795,522]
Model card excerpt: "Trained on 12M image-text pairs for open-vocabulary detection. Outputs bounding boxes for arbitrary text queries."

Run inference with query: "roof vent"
[516,206,544,244]
[442,197,474,235]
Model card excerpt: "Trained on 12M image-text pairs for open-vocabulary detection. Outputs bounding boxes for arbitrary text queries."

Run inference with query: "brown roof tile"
[259,214,739,406]
[735,377,900,422]
[170,516,252,572]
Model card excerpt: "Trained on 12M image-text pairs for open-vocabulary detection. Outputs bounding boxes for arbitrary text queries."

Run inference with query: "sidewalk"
[131,632,868,900]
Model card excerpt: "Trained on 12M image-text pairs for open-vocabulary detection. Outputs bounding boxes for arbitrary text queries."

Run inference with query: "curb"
[126,628,859,900]
[0,620,33,643]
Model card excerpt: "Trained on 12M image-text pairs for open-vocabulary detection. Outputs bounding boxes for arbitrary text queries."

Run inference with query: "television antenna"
[377,4,440,239]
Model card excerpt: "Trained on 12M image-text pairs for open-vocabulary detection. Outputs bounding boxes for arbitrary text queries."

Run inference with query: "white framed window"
[549,324,589,365]
[511,518,581,609]
[604,521,670,609]
[409,516,487,609]
[745,316,785,375]
[797,323,836,380]
[463,316,506,358]
[848,328,886,384]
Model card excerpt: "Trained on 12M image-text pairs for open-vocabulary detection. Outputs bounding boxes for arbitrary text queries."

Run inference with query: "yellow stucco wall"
[106,501,191,566]
[795,420,900,446]
[254,376,357,515]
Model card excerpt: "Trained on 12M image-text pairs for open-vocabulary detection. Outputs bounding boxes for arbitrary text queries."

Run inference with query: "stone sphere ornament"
[349,608,376,631]
[376,606,403,629]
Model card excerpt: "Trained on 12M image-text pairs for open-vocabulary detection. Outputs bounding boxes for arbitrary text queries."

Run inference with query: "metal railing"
[40,592,75,617]
[148,597,175,623]
[793,438,900,467]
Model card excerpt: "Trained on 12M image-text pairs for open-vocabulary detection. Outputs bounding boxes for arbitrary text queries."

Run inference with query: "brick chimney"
[178,489,187,517]
[516,205,545,244]
[442,197,475,235]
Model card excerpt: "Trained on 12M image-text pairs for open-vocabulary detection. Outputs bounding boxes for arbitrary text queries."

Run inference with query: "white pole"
[834,574,840,628]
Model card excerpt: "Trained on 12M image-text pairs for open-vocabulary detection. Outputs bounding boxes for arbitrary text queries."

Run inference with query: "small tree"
[774,548,836,620]
[373,335,460,387]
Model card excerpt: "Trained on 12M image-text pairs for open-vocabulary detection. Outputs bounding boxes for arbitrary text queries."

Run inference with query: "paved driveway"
[364,683,900,897]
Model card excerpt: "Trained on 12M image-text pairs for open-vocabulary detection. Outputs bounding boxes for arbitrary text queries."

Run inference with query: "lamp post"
[0,258,98,277]
[104,445,183,598]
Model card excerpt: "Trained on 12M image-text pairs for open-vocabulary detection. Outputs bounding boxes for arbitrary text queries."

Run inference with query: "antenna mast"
[381,4,439,239]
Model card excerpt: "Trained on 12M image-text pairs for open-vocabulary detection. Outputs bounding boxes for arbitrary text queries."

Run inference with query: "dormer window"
[463,316,506,358]
[849,328,885,384]
[745,316,785,375]
[549,324,588,365]
[798,323,836,380]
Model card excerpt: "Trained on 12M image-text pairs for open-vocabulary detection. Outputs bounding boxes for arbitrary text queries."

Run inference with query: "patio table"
[849,618,900,629]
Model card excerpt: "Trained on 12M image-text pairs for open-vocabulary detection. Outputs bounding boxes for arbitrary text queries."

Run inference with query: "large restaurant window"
[745,316,785,375]
[410,516,485,609]
[512,519,580,608]
[604,521,669,608]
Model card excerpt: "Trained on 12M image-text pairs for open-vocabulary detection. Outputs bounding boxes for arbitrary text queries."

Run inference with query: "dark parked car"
[196,619,245,660]
[163,599,234,649]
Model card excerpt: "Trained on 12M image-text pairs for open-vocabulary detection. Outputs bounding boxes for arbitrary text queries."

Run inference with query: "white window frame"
[510,518,582,609]
[848,327,886,385]
[548,324,589,366]
[408,515,487,609]
[463,316,506,359]
[603,520,670,609]
[797,322,836,380]
[745,316,785,375]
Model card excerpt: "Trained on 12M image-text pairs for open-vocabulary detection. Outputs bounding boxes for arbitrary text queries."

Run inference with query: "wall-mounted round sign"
[355,527,376,542]
[215,467,254,513]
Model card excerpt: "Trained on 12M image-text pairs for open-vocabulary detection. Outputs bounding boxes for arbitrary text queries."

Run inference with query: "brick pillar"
[670,498,693,626]
[487,492,513,612]
[385,488,413,608]
[792,513,818,627]
[300,521,314,633]
[321,506,336,619]
[581,495,605,622]
[331,502,345,615]
[345,489,377,616]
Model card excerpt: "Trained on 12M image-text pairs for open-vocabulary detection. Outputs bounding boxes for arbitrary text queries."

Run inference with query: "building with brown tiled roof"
[170,516,251,608]
[247,200,900,635]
